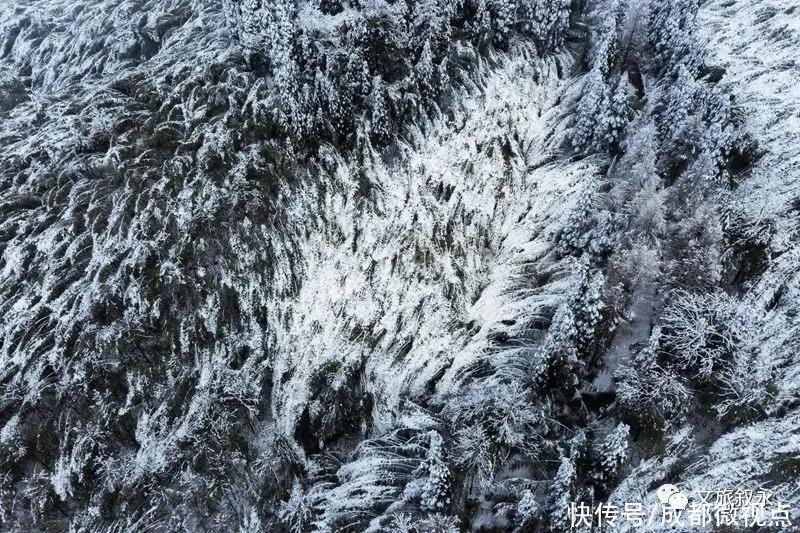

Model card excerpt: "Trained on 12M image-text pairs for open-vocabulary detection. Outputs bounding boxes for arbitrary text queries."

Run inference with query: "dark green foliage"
[226,0,573,150]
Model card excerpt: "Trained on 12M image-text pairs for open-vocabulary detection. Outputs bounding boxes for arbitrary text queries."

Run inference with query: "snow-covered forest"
[0,0,798,530]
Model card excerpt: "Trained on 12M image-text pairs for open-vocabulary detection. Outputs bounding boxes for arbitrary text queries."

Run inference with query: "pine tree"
[418,431,453,511]
[489,0,516,45]
[415,39,437,101]
[572,270,605,351]
[473,0,494,45]
[346,52,371,104]
[598,423,629,482]
[655,64,699,157]
[571,68,613,155]
[275,57,308,136]
[558,189,595,257]
[412,0,454,50]
[607,77,633,149]
[518,0,571,52]
[514,490,541,531]
[549,455,576,530]
[239,0,266,52]
[452,424,495,489]
[265,0,297,69]
[222,0,243,43]
[369,76,391,144]
[572,72,634,155]
[237,0,297,67]
[530,304,581,390]
[278,479,312,533]
[570,1,634,155]
[647,0,702,77]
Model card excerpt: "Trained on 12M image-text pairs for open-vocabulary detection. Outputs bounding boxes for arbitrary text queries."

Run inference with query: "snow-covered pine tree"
[447,380,542,491]
[558,186,600,258]
[542,304,580,370]
[570,67,613,155]
[573,65,617,155]
[607,76,634,149]
[489,0,516,45]
[572,269,606,352]
[222,0,244,43]
[345,52,371,104]
[417,431,453,511]
[238,0,267,52]
[697,86,754,184]
[451,421,496,490]
[412,0,454,51]
[597,422,630,482]
[570,0,637,155]
[549,455,576,530]
[369,75,391,144]
[415,39,438,101]
[236,0,297,67]
[473,0,494,46]
[647,0,702,77]
[549,434,586,532]
[514,489,541,531]
[278,479,313,532]
[276,57,312,136]
[518,0,572,53]
[654,64,700,163]
[514,305,572,397]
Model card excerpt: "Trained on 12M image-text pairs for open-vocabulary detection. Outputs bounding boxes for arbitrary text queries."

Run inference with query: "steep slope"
[0,2,302,530]
[0,0,588,530]
[675,0,800,512]
[270,48,593,437]
[1,0,799,531]
[603,0,800,526]
[267,48,611,531]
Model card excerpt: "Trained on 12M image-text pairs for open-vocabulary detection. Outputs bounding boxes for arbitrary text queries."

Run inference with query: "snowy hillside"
[0,0,798,531]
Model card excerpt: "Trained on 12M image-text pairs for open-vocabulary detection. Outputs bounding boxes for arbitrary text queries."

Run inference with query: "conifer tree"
[571,67,613,154]
[518,0,571,52]
[370,76,391,144]
[514,490,541,531]
[549,455,577,530]
[415,40,437,101]
[598,423,630,482]
[607,77,633,149]
[418,431,453,511]
[648,0,702,77]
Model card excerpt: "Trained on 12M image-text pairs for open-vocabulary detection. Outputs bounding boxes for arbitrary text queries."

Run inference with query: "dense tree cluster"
[223,0,572,148]
[1,0,798,530]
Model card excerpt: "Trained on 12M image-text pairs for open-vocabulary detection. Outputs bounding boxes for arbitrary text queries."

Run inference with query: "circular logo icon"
[656,484,688,510]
